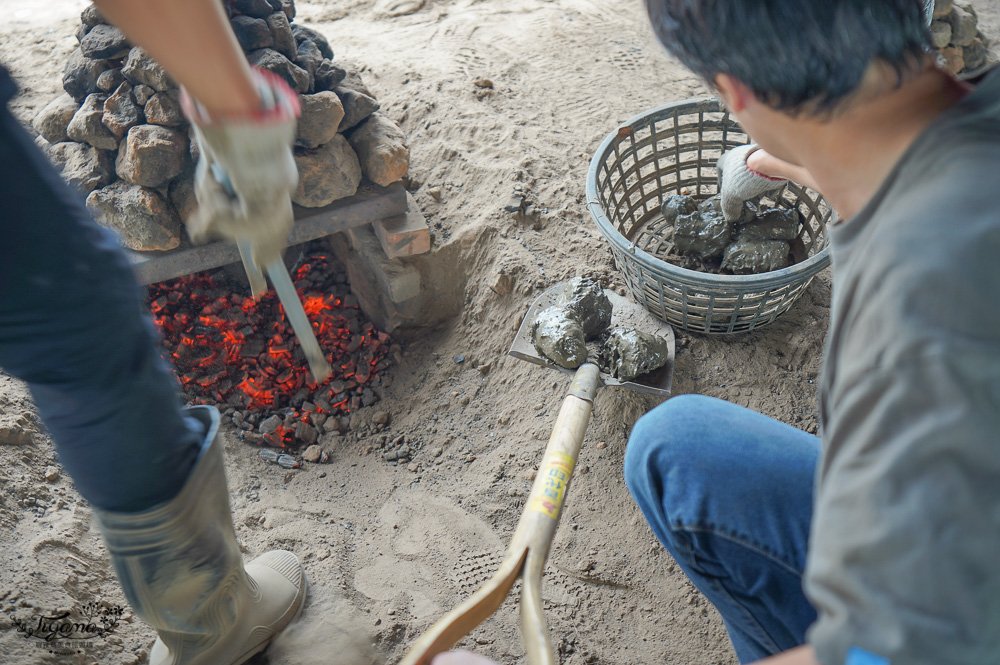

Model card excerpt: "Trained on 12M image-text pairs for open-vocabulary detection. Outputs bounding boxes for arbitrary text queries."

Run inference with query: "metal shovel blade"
[509,284,675,397]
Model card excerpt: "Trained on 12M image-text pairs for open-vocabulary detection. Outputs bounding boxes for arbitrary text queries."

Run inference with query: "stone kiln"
[28,1,439,452]
[32,0,417,256]
[929,0,997,76]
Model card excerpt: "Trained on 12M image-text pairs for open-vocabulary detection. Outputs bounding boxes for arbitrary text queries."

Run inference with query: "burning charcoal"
[295,422,318,445]
[737,208,801,242]
[660,194,697,225]
[277,454,300,469]
[722,239,791,274]
[532,306,586,369]
[600,329,670,381]
[556,276,612,339]
[259,448,280,463]
[673,210,731,260]
[259,414,282,435]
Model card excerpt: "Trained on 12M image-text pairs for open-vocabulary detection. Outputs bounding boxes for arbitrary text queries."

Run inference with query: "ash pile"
[32,0,409,251]
[929,1,997,76]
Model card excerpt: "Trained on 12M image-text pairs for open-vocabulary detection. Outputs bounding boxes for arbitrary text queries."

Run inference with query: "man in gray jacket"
[438,0,1000,664]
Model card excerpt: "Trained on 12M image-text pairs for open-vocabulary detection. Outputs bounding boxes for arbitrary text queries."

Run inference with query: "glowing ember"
[147,252,392,448]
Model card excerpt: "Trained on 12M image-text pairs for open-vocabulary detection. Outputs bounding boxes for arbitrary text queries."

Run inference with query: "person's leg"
[0,104,306,665]
[624,394,818,663]
[0,104,201,512]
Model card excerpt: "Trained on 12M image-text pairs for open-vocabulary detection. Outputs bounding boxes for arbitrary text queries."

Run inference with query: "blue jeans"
[0,101,201,512]
[624,395,819,663]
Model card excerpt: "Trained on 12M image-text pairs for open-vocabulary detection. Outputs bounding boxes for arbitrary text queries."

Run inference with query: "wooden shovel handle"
[513,364,600,665]
[397,364,602,665]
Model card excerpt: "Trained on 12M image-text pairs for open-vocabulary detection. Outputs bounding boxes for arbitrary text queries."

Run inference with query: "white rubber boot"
[93,406,306,665]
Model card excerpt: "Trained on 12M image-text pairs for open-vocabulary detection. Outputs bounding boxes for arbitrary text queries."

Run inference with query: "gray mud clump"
[736,208,800,242]
[558,276,612,338]
[601,329,669,380]
[674,209,731,260]
[660,194,697,225]
[722,239,791,274]
[661,192,801,274]
[532,306,587,368]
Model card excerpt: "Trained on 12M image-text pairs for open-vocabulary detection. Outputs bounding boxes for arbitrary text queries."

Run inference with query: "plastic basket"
[587,98,833,334]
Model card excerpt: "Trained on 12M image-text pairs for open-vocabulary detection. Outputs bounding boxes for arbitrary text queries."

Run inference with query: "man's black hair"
[645,0,929,115]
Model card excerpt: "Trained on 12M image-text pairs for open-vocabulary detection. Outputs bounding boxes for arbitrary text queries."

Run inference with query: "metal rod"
[265,258,333,382]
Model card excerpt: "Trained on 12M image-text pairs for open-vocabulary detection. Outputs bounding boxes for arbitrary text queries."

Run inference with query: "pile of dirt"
[3,2,996,664]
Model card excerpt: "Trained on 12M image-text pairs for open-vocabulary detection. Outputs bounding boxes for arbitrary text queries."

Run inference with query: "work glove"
[180,68,301,267]
[716,143,786,222]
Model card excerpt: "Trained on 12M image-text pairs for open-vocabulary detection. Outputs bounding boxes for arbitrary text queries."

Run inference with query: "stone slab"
[127,180,406,284]
[372,191,431,259]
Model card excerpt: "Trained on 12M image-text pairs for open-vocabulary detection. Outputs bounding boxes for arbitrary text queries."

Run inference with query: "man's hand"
[717,143,788,221]
[181,69,300,267]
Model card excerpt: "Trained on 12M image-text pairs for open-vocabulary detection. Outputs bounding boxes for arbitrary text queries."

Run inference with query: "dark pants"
[625,395,819,663]
[0,104,200,512]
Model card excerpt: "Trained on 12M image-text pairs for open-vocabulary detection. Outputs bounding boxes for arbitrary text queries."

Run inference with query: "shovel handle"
[397,364,601,665]
[512,363,601,665]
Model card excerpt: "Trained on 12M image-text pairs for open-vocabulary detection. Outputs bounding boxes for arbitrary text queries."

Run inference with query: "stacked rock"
[929,1,996,76]
[32,0,410,251]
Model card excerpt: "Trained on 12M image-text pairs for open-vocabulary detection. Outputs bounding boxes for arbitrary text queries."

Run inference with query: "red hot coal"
[146,252,392,448]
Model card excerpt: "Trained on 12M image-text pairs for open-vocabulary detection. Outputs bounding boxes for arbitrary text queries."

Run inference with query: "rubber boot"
[93,406,306,665]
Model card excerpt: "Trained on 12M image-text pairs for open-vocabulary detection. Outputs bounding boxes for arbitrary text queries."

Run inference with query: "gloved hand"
[716,143,787,222]
[180,68,301,267]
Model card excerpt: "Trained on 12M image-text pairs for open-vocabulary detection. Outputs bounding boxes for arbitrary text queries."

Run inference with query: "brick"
[346,224,421,303]
[373,192,430,258]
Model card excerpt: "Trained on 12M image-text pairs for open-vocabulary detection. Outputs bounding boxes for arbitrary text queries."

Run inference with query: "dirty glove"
[180,68,301,267]
[717,143,786,222]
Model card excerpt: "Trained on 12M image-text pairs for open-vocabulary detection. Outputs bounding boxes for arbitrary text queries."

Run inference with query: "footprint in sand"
[352,488,504,620]
[375,0,426,18]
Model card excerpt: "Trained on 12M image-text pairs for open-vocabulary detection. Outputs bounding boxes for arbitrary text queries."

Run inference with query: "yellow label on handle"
[528,450,575,520]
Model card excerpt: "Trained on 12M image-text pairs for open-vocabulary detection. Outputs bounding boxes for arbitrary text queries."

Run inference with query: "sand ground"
[1,1,996,664]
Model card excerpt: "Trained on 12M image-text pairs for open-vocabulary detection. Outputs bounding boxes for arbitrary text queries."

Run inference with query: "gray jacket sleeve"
[805,349,1000,665]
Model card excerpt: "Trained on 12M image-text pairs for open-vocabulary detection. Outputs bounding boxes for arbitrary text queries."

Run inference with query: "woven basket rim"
[586,97,831,289]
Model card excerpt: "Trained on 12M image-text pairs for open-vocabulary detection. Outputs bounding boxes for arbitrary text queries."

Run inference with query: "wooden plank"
[372,191,431,259]
[126,181,407,285]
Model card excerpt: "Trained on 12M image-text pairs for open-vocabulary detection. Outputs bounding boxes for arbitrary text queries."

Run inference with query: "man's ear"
[715,74,755,112]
